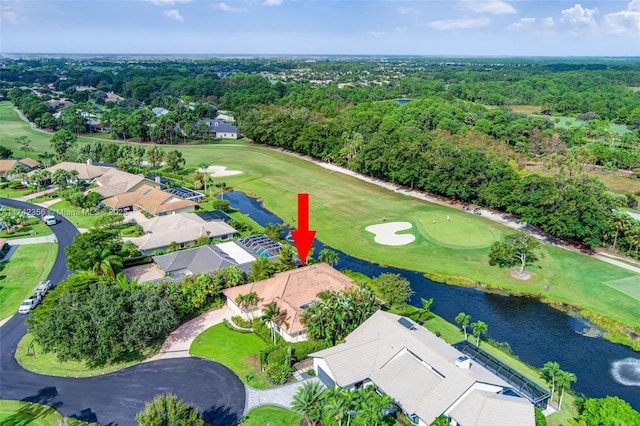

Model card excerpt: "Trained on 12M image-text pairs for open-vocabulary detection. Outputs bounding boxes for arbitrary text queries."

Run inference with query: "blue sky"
[1,0,638,56]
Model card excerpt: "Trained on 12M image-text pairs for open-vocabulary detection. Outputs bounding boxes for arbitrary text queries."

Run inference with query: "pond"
[224,191,640,410]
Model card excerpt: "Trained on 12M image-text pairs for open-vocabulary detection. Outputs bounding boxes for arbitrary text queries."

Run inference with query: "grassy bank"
[0,400,98,426]
[15,333,146,377]
[0,243,57,320]
[241,406,303,426]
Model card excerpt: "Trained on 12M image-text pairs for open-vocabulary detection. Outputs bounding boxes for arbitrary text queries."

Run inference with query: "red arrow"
[291,193,316,265]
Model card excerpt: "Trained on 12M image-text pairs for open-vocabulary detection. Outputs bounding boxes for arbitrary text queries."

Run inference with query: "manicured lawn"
[190,323,272,389]
[15,333,145,377]
[0,400,97,426]
[46,200,104,229]
[0,186,38,199]
[0,217,53,239]
[241,406,303,426]
[0,243,57,320]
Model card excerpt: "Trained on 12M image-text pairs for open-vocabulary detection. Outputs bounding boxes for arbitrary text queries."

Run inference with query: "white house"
[310,311,536,426]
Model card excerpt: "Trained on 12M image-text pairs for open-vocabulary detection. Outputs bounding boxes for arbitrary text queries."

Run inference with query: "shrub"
[265,361,293,385]
[231,315,252,329]
[534,407,547,426]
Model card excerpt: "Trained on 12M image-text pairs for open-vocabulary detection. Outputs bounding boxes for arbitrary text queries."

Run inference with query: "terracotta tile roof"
[223,263,357,335]
[102,185,196,215]
[91,168,154,198]
[17,158,40,168]
[0,159,40,176]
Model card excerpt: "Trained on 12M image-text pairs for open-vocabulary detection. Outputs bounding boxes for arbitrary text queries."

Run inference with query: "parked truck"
[33,280,51,297]
[18,294,42,314]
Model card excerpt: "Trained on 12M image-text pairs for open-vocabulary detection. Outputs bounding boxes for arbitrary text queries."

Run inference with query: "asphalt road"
[0,198,246,425]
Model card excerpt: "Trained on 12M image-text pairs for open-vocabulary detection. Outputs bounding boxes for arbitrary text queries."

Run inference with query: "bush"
[231,315,252,329]
[534,407,547,426]
[265,361,293,385]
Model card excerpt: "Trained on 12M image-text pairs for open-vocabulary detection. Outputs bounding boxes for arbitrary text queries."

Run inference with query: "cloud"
[262,0,283,6]
[151,0,191,5]
[601,0,640,35]
[560,4,598,30]
[508,16,554,31]
[398,7,421,16]
[367,31,385,37]
[213,2,246,12]
[0,3,18,24]
[428,17,490,30]
[163,9,184,21]
[461,0,516,15]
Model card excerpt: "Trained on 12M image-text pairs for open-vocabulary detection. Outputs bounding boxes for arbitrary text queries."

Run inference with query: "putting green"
[415,213,500,248]
[604,275,640,302]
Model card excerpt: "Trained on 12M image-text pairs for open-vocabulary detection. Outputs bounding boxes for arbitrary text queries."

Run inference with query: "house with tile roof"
[0,158,40,178]
[124,212,237,253]
[223,263,357,342]
[30,161,111,183]
[90,168,160,198]
[102,185,197,217]
[310,311,536,426]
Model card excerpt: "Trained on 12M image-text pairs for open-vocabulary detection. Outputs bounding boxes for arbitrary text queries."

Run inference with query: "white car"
[18,295,41,314]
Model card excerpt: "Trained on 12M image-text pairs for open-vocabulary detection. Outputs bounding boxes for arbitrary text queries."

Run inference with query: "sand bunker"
[366,222,416,246]
[202,165,242,177]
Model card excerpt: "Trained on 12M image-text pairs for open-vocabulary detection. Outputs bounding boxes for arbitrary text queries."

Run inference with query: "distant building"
[90,168,160,198]
[0,158,40,179]
[29,161,111,183]
[195,119,239,139]
[152,107,169,117]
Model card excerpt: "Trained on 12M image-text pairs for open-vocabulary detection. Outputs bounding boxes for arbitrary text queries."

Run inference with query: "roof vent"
[398,317,416,330]
[456,355,471,370]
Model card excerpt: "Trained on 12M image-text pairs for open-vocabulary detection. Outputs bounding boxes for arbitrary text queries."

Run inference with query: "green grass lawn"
[0,243,57,320]
[15,333,145,377]
[0,217,53,239]
[46,200,104,229]
[0,400,97,426]
[0,186,38,199]
[190,323,272,389]
[241,406,303,426]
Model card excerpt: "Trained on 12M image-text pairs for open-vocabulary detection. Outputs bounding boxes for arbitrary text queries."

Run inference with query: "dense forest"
[3,56,640,254]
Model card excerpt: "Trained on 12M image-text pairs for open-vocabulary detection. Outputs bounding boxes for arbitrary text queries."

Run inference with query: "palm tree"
[556,369,577,410]
[92,249,124,279]
[455,312,472,340]
[611,212,630,251]
[318,249,340,268]
[542,361,561,403]
[262,301,282,344]
[291,380,325,426]
[471,320,488,346]
[235,291,260,320]
[355,386,394,426]
[323,387,350,426]
[198,162,211,196]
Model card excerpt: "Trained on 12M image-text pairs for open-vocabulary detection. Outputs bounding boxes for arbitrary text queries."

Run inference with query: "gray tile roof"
[153,243,255,275]
[196,119,239,135]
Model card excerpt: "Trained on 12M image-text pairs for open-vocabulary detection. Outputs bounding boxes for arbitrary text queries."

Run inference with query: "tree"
[455,312,472,340]
[235,291,260,319]
[198,162,211,195]
[261,301,288,344]
[542,361,561,403]
[371,273,414,307]
[291,380,325,426]
[471,320,488,346]
[50,129,77,160]
[354,385,394,426]
[146,145,165,169]
[65,228,124,274]
[556,369,576,410]
[52,169,70,189]
[573,396,640,425]
[488,232,542,277]
[166,149,185,172]
[0,145,13,159]
[318,248,340,268]
[136,393,205,426]
[16,135,32,157]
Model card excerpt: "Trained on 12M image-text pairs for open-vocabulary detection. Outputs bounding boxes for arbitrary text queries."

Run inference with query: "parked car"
[462,204,471,211]
[43,215,56,225]
[473,208,482,215]
[18,294,42,314]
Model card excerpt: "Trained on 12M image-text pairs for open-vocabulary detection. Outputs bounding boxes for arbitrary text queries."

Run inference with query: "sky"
[0,0,639,56]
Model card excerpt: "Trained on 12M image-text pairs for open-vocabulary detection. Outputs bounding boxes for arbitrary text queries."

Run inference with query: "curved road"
[0,198,245,425]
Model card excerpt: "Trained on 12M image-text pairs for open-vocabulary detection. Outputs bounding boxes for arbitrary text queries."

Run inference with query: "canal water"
[224,191,640,410]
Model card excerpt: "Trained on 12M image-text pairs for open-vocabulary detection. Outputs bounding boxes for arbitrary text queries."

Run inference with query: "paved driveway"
[0,198,246,426]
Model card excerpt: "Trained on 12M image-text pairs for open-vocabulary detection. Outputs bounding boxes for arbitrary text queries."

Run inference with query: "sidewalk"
[146,305,234,361]
[15,188,58,202]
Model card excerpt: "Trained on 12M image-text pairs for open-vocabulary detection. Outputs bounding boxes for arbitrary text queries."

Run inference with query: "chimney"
[455,356,471,370]
[155,176,161,184]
